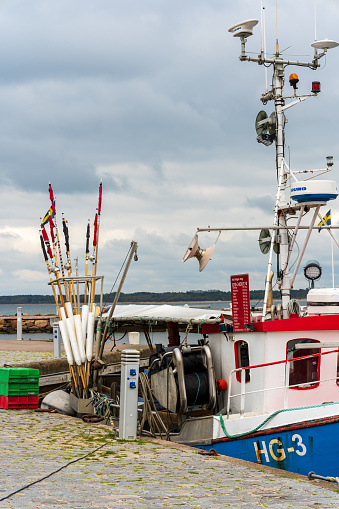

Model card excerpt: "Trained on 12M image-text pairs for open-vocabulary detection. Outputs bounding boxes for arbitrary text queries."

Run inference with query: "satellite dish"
[228,19,258,38]
[183,234,215,272]
[311,39,339,50]
[255,111,268,135]
[268,112,277,136]
[259,229,278,254]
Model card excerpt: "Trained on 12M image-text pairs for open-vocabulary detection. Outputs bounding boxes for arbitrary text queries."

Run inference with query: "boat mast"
[228,18,338,318]
[273,57,291,316]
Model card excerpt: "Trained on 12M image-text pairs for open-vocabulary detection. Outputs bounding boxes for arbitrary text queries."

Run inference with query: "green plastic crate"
[0,368,39,384]
[0,383,39,396]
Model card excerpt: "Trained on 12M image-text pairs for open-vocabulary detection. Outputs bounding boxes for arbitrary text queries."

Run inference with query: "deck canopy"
[102,304,229,333]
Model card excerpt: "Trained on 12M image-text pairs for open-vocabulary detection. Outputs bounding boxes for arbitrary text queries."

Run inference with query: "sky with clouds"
[0,0,338,297]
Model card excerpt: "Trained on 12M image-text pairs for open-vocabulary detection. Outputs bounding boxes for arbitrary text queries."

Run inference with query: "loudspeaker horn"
[182,234,216,272]
[255,110,268,135]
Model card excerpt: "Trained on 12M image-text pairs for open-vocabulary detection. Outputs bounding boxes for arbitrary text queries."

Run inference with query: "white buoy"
[86,312,95,362]
[65,302,74,325]
[66,317,82,366]
[81,304,89,344]
[58,319,74,366]
[74,314,86,364]
[60,306,67,323]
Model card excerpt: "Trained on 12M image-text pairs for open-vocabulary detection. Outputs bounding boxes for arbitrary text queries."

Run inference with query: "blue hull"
[197,418,339,478]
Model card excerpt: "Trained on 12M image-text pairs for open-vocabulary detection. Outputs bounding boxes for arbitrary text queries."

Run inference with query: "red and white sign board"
[231,274,251,332]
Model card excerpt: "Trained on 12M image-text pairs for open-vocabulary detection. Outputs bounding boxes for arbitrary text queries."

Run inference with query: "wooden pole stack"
[39,181,103,398]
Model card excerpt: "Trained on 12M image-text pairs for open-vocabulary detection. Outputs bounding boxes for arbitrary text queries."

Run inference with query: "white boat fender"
[74,314,86,364]
[86,312,95,362]
[81,304,89,344]
[58,319,74,366]
[65,317,82,366]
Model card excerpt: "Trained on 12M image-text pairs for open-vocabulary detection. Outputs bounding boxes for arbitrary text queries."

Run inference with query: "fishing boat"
[43,5,339,480]
[123,9,339,479]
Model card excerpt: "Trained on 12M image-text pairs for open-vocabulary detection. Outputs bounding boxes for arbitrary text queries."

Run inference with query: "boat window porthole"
[234,340,250,383]
[286,339,320,389]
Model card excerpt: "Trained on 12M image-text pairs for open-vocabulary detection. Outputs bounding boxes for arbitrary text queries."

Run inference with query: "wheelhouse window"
[286,339,320,389]
[235,340,250,383]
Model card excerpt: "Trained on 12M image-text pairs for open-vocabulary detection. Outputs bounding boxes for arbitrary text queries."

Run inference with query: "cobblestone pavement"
[0,350,63,365]
[0,410,339,508]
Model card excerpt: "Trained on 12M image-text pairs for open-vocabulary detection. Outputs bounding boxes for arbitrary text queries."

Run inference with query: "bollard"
[17,307,22,341]
[119,349,140,439]
[53,322,61,358]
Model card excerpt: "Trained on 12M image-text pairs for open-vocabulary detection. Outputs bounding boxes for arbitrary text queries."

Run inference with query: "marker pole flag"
[84,221,90,306]
[90,181,103,312]
[40,232,61,319]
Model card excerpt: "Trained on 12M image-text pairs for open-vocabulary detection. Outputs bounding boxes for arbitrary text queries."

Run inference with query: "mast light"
[304,260,322,288]
[289,73,299,89]
[326,156,334,167]
[312,81,321,93]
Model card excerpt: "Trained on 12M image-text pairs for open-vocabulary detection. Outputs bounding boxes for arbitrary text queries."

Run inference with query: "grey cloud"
[245,195,274,215]
[0,0,338,295]
[0,231,19,239]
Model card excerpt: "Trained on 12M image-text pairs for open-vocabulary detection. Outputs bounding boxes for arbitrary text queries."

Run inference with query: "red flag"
[98,182,103,215]
[49,183,54,203]
[48,214,55,229]
[49,223,55,244]
[46,241,53,259]
[94,213,98,234]
[51,201,56,216]
[93,213,98,247]
[41,226,49,243]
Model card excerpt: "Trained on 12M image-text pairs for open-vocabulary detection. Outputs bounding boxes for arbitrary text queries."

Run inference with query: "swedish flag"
[318,209,331,232]
[41,207,54,227]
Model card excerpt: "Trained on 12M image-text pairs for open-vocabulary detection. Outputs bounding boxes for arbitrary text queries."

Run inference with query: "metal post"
[226,371,233,418]
[290,205,321,287]
[119,349,140,439]
[17,307,22,341]
[98,241,138,359]
[53,322,61,359]
[240,369,246,415]
[284,360,290,409]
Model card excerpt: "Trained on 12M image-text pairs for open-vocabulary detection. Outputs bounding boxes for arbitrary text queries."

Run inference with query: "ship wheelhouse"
[204,314,339,418]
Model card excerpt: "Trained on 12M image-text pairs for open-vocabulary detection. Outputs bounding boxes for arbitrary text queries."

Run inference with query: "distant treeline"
[0,288,309,305]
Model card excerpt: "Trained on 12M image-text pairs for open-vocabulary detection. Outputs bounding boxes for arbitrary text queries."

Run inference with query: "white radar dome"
[291,180,338,203]
[228,19,258,38]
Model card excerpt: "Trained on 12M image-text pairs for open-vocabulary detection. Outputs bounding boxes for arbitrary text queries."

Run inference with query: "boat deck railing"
[226,348,339,418]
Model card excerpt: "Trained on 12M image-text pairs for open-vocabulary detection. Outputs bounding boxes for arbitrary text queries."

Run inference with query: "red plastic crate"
[0,396,39,409]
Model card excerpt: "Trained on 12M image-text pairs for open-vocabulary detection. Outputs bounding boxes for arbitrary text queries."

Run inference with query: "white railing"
[226,348,339,418]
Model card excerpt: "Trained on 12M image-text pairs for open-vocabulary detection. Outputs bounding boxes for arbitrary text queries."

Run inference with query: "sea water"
[0,303,207,345]
[0,301,307,344]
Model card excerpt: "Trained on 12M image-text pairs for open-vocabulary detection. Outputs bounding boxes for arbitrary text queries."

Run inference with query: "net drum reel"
[149,345,217,415]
